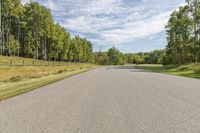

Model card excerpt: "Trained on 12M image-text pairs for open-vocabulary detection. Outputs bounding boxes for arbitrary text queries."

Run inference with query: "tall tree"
[164,5,195,64]
[0,0,94,64]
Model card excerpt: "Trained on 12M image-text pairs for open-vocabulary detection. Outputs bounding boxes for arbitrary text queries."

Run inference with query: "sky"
[22,0,185,53]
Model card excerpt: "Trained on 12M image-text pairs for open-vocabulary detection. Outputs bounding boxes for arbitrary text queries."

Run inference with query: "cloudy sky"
[22,0,185,53]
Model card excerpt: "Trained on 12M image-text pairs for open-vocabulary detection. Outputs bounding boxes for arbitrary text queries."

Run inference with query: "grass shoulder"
[0,65,98,101]
[0,56,98,101]
[133,63,200,79]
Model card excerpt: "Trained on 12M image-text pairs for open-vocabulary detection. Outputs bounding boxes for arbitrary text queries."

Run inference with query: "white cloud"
[21,0,185,52]
[101,12,171,44]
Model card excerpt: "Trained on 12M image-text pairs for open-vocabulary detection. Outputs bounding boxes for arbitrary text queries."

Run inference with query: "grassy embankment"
[134,63,200,79]
[0,56,98,101]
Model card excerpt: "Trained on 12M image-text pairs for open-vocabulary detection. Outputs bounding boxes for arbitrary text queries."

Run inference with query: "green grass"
[134,63,200,79]
[0,55,98,101]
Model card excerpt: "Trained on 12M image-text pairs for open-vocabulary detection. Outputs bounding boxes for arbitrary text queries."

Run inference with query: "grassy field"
[134,63,200,79]
[0,56,97,101]
[0,55,76,66]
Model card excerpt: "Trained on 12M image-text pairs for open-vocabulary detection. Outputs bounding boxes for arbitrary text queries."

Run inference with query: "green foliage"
[94,47,126,65]
[94,52,109,65]
[107,47,126,65]
[0,1,93,62]
[9,35,20,55]
[164,1,200,65]
[125,50,164,64]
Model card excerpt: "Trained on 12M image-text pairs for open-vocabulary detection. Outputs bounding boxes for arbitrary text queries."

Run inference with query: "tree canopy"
[94,47,126,65]
[163,0,200,65]
[2,0,198,66]
[0,0,94,62]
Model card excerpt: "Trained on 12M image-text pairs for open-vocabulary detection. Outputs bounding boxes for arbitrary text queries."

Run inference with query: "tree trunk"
[17,19,20,57]
[2,22,4,55]
[0,1,2,55]
[44,34,47,60]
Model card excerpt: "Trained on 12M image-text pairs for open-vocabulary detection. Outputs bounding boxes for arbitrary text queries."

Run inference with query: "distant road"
[1,66,200,133]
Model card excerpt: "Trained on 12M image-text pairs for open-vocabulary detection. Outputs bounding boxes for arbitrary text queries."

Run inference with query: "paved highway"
[0,66,200,133]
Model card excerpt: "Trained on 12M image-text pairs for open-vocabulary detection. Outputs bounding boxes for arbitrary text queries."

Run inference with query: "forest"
[125,50,164,64]
[1,0,200,66]
[94,47,126,65]
[164,0,200,65]
[95,0,200,66]
[125,0,200,65]
[94,49,163,65]
[0,0,94,62]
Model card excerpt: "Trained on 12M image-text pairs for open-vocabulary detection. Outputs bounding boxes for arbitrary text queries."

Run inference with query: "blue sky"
[22,0,185,53]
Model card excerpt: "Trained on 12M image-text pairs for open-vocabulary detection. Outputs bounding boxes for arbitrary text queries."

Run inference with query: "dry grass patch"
[0,64,98,101]
[0,64,91,81]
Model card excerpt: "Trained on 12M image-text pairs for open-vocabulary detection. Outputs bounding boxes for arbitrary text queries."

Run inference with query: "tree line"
[94,47,126,65]
[2,0,198,66]
[126,0,200,65]
[0,0,94,62]
[125,50,164,64]
[164,0,200,65]
[94,47,163,65]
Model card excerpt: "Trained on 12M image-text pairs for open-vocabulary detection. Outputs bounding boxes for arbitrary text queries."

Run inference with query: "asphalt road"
[1,66,200,133]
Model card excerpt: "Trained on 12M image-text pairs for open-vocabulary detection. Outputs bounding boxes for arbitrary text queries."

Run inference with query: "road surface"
[0,66,200,133]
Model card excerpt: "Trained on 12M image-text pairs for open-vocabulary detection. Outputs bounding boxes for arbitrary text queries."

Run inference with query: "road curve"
[1,66,200,133]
